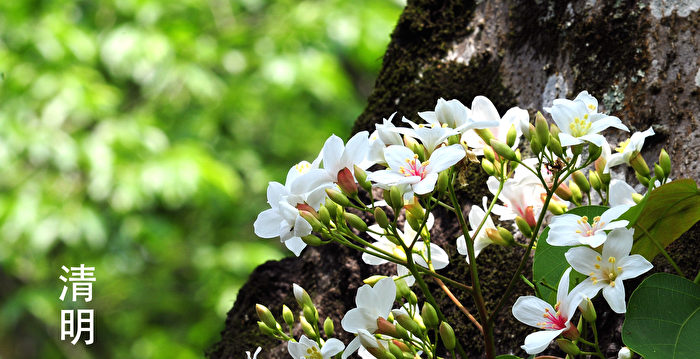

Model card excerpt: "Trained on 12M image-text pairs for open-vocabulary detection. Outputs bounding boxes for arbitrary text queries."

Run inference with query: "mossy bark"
[209,1,700,358]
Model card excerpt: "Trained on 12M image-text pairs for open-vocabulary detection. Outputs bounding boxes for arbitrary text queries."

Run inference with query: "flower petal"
[321,338,345,358]
[284,236,307,257]
[342,337,362,359]
[558,132,584,147]
[602,280,627,313]
[565,247,601,275]
[373,277,397,317]
[254,209,283,238]
[413,172,439,195]
[426,144,465,173]
[617,255,653,280]
[512,296,554,327]
[341,307,376,333]
[522,329,566,354]
[471,96,501,124]
[602,228,634,259]
[322,135,345,175]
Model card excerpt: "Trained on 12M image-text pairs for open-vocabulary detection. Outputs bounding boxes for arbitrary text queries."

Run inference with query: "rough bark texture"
[209,1,700,358]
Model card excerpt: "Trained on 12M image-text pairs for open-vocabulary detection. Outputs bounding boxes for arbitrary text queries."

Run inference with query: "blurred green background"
[0,0,403,357]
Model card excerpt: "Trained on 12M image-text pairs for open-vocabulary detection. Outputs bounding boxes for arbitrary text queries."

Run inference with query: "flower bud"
[382,189,394,208]
[337,167,358,197]
[421,303,439,329]
[256,304,277,330]
[632,193,644,203]
[344,212,368,232]
[524,206,537,227]
[354,164,372,192]
[490,139,518,161]
[588,143,602,161]
[395,314,421,335]
[589,171,602,191]
[282,305,294,327]
[364,275,388,285]
[514,148,522,162]
[618,347,633,359]
[515,216,533,237]
[481,158,496,176]
[437,170,449,193]
[374,207,390,229]
[299,315,316,338]
[394,322,410,340]
[303,304,318,325]
[572,171,590,194]
[388,342,405,359]
[654,163,665,179]
[391,340,410,352]
[547,200,567,215]
[318,206,332,227]
[326,188,350,207]
[404,200,425,221]
[530,136,542,155]
[630,152,650,178]
[556,338,580,356]
[395,278,410,301]
[390,186,404,210]
[497,226,515,246]
[549,123,560,138]
[562,324,580,341]
[579,297,597,322]
[572,143,583,156]
[535,111,550,146]
[475,128,495,145]
[408,291,418,306]
[569,180,582,205]
[300,211,322,232]
[554,182,572,201]
[548,135,563,157]
[636,172,650,187]
[324,198,339,219]
[293,283,313,308]
[323,317,334,337]
[405,211,421,233]
[257,321,276,336]
[659,149,671,177]
[483,145,496,163]
[403,135,420,153]
[506,124,518,147]
[302,234,323,246]
[439,322,456,350]
[376,317,399,337]
[525,123,536,141]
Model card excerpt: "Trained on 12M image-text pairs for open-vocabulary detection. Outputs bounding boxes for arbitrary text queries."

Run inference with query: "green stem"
[635,224,684,277]
[590,322,606,359]
[448,174,497,359]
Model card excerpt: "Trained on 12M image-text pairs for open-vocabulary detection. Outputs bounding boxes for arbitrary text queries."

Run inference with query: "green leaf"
[495,355,523,359]
[532,205,608,304]
[622,273,700,359]
[630,179,700,260]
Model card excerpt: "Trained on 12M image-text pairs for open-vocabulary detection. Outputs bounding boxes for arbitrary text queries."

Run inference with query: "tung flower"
[604,127,655,173]
[462,95,529,155]
[341,278,396,359]
[369,144,465,197]
[390,118,459,153]
[512,268,583,354]
[456,197,497,263]
[547,204,631,248]
[544,91,628,147]
[288,335,345,359]
[565,227,653,313]
[245,347,261,359]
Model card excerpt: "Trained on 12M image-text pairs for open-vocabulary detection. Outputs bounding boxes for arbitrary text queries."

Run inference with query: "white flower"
[487,175,545,227]
[565,227,653,313]
[609,179,638,207]
[288,335,345,359]
[253,181,312,256]
[462,96,529,155]
[618,346,633,359]
[369,144,465,197]
[604,127,655,173]
[368,113,405,165]
[418,98,499,132]
[341,278,396,359]
[245,347,261,359]
[456,197,496,263]
[544,91,628,147]
[390,118,459,153]
[547,205,631,248]
[362,214,449,284]
[512,268,583,354]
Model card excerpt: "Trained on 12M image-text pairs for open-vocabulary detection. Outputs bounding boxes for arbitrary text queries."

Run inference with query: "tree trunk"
[208,1,700,358]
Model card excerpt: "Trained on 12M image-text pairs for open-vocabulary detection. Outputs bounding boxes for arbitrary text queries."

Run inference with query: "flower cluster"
[250,90,685,358]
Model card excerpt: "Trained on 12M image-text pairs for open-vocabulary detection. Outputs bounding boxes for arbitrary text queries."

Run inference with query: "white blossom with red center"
[487,175,545,227]
[566,228,653,313]
[512,268,583,354]
[547,204,631,248]
[368,144,465,198]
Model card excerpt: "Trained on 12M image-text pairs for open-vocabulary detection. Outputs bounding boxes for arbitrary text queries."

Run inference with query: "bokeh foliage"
[0,0,403,357]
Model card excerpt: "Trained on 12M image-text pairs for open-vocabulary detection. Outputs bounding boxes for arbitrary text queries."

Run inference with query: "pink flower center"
[399,155,429,179]
[538,304,568,330]
[575,216,605,237]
